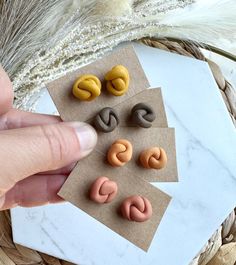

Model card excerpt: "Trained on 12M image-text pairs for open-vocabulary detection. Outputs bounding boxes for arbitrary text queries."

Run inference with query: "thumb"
[0,122,97,194]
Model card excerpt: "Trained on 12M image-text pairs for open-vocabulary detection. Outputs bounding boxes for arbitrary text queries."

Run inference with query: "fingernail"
[69,122,97,158]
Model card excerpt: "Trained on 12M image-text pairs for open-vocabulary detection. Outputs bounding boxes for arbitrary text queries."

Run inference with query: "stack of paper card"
[47,46,178,251]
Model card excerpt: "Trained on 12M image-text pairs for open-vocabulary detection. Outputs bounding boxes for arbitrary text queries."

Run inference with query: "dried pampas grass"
[156,0,236,44]
[0,0,75,77]
[94,0,134,15]
[0,0,235,110]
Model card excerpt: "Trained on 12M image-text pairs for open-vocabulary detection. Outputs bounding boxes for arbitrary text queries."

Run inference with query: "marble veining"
[11,43,236,265]
[166,103,235,181]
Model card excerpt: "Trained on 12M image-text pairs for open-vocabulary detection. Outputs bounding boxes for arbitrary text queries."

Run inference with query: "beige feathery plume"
[0,0,235,110]
[94,0,134,15]
[0,0,72,76]
[152,0,236,44]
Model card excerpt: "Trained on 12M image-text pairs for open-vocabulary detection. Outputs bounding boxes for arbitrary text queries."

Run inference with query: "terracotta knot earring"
[89,176,118,204]
[120,195,152,222]
[107,139,133,167]
[139,147,167,170]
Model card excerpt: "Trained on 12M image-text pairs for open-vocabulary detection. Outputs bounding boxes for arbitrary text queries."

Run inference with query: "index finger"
[0,109,61,130]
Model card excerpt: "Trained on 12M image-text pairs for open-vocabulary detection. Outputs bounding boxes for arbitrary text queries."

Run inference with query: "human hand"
[0,66,97,210]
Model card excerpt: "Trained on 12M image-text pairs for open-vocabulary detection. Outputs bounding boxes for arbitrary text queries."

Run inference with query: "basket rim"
[144,37,236,62]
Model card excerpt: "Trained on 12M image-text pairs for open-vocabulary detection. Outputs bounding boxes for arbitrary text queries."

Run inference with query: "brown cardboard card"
[47,45,150,122]
[116,88,168,127]
[58,151,171,251]
[95,127,178,182]
[88,88,168,128]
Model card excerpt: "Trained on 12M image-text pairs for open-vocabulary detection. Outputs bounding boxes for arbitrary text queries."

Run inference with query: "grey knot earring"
[131,103,156,128]
[94,107,119,133]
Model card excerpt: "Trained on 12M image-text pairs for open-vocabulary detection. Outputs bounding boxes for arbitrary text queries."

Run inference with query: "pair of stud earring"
[72,65,130,101]
[107,139,168,170]
[94,102,156,133]
[89,176,152,222]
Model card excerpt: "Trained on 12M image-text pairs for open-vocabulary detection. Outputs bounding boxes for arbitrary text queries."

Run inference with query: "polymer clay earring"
[139,147,167,170]
[120,195,152,222]
[73,74,101,101]
[107,139,132,167]
[105,65,130,96]
[94,107,119,133]
[89,176,118,204]
[131,103,156,128]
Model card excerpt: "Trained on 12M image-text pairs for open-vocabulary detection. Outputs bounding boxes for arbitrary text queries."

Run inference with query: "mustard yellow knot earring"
[73,74,101,101]
[105,65,130,96]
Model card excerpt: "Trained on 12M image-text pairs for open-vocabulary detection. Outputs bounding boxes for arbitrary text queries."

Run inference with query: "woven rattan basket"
[0,39,235,265]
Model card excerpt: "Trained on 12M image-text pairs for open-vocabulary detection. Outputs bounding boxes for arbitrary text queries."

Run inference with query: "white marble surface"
[11,43,236,265]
